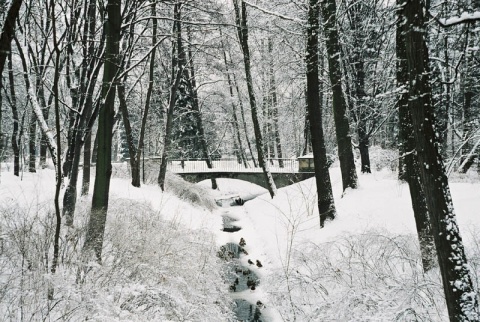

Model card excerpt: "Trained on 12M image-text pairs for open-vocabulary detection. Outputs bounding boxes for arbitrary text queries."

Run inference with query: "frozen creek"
[217,196,265,322]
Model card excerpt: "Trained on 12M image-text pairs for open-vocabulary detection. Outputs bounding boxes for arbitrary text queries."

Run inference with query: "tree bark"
[396,0,435,272]
[231,60,257,166]
[233,0,276,198]
[158,68,182,191]
[0,0,23,76]
[63,0,102,223]
[319,0,357,191]
[131,0,157,187]
[7,53,20,176]
[81,130,92,195]
[83,0,121,263]
[27,111,36,172]
[268,37,284,167]
[403,1,479,319]
[187,27,217,189]
[459,24,478,174]
[306,0,336,227]
[220,33,248,168]
[48,0,62,298]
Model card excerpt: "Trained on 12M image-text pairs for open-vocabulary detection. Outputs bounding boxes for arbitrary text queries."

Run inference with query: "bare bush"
[265,231,448,321]
[114,162,217,211]
[369,146,399,172]
[0,194,231,321]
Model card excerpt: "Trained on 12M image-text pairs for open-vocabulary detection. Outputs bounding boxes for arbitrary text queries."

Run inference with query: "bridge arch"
[176,171,315,190]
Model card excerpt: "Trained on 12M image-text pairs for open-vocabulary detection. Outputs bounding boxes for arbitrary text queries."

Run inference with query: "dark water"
[218,197,265,322]
[223,216,242,233]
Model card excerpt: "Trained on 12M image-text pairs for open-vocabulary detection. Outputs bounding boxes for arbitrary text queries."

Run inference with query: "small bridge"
[164,158,315,190]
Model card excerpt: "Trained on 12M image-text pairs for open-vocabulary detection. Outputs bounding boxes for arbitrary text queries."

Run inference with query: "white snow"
[1,161,480,320]
[439,11,480,27]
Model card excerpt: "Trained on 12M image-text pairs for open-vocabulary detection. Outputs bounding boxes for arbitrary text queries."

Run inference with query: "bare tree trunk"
[403,1,479,319]
[27,112,36,172]
[220,33,248,168]
[130,0,157,187]
[231,51,257,167]
[233,0,276,198]
[81,130,92,195]
[83,0,121,263]
[320,0,358,191]
[303,90,311,156]
[48,1,62,298]
[306,0,336,227]
[187,27,217,189]
[0,76,2,159]
[268,37,283,167]
[7,53,20,176]
[459,24,478,173]
[118,82,138,183]
[158,68,182,191]
[396,0,435,272]
[0,0,23,76]
[81,0,98,196]
[63,0,102,223]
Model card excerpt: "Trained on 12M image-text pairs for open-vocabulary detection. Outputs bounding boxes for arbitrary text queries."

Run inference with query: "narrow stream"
[217,196,265,322]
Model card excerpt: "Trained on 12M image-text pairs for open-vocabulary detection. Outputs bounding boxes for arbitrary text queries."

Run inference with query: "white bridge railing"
[162,158,299,173]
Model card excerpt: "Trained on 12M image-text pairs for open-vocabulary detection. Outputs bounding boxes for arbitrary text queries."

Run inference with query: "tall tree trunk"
[130,0,157,188]
[118,82,138,184]
[348,1,371,174]
[117,2,141,187]
[0,75,2,159]
[48,1,62,298]
[187,27,217,189]
[15,35,58,170]
[8,53,20,176]
[396,0,435,272]
[81,0,101,196]
[403,1,479,319]
[63,0,101,223]
[220,34,248,168]
[83,0,121,263]
[306,0,336,227]
[0,0,23,76]
[158,69,182,191]
[233,0,276,198]
[320,0,358,191]
[82,130,92,195]
[303,89,312,156]
[261,80,272,161]
[231,61,257,166]
[91,132,98,164]
[158,3,182,191]
[459,24,477,173]
[27,107,36,172]
[268,37,283,167]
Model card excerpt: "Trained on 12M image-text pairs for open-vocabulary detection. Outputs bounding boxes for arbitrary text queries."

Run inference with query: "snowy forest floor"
[1,156,480,321]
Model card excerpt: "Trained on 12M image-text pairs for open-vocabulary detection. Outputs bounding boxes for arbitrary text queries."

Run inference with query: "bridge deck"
[165,159,299,173]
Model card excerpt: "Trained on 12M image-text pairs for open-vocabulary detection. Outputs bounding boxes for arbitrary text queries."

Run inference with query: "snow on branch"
[243,0,306,24]
[27,78,58,166]
[434,11,480,27]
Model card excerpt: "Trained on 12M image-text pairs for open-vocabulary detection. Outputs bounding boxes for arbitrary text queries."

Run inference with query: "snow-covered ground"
[203,167,480,321]
[1,161,480,321]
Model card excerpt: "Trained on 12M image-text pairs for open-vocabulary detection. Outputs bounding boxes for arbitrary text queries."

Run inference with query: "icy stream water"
[217,197,265,322]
